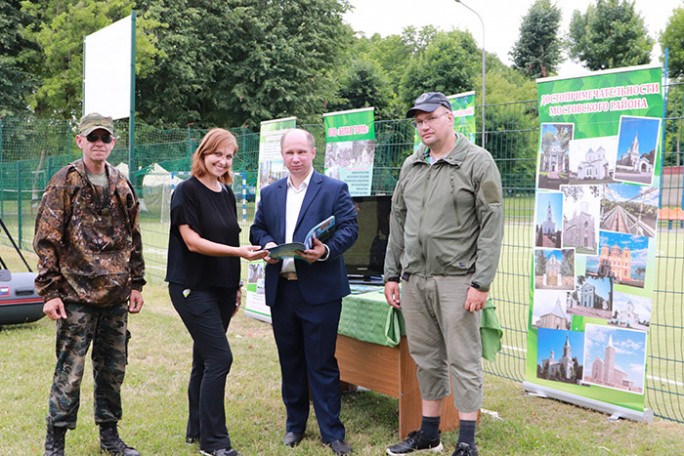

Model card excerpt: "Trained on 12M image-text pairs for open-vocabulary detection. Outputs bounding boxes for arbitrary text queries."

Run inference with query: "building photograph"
[582,324,646,394]
[585,230,649,288]
[532,290,571,330]
[536,328,584,384]
[567,136,618,184]
[567,275,613,319]
[535,191,563,248]
[534,248,575,290]
[614,116,660,185]
[538,122,573,190]
[609,291,652,330]
[561,184,602,255]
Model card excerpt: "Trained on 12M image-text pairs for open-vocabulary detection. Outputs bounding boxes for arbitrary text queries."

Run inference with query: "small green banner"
[323,107,376,196]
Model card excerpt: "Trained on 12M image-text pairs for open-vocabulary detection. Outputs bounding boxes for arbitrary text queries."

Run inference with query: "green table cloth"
[339,289,405,347]
[339,289,503,360]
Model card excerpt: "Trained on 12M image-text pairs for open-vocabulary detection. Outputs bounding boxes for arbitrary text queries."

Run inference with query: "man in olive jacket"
[384,93,503,456]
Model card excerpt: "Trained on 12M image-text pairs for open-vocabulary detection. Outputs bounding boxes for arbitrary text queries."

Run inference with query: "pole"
[455,0,486,148]
[129,11,137,186]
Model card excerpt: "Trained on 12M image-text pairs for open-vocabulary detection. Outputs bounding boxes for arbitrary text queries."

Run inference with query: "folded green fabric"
[384,306,402,346]
[480,298,503,362]
[339,290,403,347]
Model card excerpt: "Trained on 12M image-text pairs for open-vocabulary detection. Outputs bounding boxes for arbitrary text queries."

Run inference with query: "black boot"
[99,423,141,456]
[44,425,66,456]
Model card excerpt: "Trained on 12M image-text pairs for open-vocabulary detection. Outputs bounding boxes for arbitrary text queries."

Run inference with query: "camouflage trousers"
[46,302,130,429]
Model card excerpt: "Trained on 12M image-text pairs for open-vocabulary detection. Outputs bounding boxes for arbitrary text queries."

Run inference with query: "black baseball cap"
[406,92,452,118]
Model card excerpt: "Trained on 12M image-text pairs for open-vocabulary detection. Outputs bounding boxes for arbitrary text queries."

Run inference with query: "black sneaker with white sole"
[386,430,443,455]
[451,442,478,456]
[199,448,240,456]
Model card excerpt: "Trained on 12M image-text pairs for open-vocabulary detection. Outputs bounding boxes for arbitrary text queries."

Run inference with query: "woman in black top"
[166,128,267,456]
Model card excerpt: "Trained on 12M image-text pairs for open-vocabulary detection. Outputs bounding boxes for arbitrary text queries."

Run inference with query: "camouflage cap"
[79,112,114,136]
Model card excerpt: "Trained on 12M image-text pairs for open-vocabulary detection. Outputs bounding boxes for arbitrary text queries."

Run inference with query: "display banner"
[83,14,133,119]
[524,65,662,422]
[245,117,297,323]
[413,91,476,151]
[323,107,376,196]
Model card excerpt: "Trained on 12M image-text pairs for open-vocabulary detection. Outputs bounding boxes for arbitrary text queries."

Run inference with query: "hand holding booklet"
[267,216,336,260]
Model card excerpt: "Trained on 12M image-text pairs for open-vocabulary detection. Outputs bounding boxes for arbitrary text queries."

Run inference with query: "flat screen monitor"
[344,195,392,283]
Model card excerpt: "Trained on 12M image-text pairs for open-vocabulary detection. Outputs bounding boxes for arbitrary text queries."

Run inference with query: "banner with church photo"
[245,116,297,324]
[323,107,376,196]
[524,65,662,421]
[413,91,476,151]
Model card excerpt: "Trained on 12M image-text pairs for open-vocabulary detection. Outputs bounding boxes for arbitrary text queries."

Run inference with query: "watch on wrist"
[386,276,400,283]
[471,281,489,292]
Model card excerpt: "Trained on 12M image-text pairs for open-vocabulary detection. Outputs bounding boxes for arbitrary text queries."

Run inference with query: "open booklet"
[267,215,336,260]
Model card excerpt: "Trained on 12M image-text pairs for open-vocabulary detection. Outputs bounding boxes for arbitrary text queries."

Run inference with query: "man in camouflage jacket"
[33,113,145,456]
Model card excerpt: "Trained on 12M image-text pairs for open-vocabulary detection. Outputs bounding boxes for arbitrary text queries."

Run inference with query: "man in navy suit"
[250,128,358,455]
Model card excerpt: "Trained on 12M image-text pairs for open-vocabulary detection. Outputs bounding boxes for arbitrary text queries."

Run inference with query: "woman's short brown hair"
[191,128,238,185]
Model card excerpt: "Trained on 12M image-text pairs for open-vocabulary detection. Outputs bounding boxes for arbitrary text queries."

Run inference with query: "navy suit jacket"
[250,171,358,306]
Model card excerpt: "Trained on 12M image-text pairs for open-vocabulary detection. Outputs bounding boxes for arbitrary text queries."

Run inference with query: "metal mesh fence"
[1,96,682,423]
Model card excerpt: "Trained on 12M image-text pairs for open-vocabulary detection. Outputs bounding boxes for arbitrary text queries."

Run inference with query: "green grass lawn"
[1,248,683,455]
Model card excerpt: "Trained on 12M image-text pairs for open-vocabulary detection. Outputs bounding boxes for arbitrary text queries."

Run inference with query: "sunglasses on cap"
[86,132,114,144]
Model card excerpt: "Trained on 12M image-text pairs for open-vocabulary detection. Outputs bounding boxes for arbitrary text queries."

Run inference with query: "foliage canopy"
[510,0,563,79]
[567,0,653,71]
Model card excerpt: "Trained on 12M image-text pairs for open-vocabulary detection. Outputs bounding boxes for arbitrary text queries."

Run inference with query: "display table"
[336,289,459,438]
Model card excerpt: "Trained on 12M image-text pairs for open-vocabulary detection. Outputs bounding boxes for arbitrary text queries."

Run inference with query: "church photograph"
[536,328,585,385]
[561,184,602,255]
[534,248,575,291]
[535,191,563,248]
[609,291,652,331]
[532,290,571,330]
[585,230,649,288]
[613,115,660,185]
[567,135,618,184]
[566,274,613,319]
[582,324,646,394]
[538,122,573,190]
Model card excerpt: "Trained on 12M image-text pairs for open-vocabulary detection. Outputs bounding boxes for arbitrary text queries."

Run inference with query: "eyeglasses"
[413,111,449,128]
[86,133,113,144]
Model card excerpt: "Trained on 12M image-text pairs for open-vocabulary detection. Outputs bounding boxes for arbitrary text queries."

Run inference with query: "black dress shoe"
[282,431,304,447]
[327,439,352,455]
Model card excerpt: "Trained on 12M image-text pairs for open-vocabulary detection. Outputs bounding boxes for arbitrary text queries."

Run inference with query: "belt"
[280,271,298,281]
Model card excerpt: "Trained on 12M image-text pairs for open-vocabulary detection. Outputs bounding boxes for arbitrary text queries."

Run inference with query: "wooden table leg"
[336,334,460,439]
[398,336,459,438]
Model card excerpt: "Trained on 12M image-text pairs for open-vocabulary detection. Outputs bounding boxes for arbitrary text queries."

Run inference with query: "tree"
[660,6,684,79]
[327,59,391,119]
[567,0,653,71]
[510,0,563,79]
[483,61,538,189]
[20,0,160,117]
[136,0,352,128]
[535,251,548,276]
[0,0,39,115]
[400,25,438,55]
[343,26,437,119]
[536,226,543,246]
[561,249,574,276]
[660,6,684,167]
[350,33,413,89]
[399,30,480,108]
